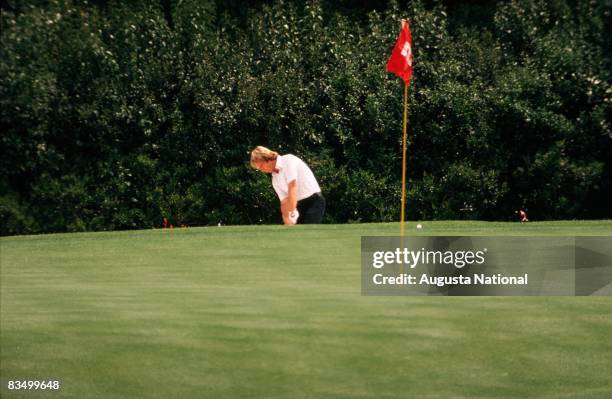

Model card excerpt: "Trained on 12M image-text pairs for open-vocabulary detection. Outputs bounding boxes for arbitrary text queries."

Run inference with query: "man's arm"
[280,179,298,225]
[286,179,298,211]
[280,199,290,225]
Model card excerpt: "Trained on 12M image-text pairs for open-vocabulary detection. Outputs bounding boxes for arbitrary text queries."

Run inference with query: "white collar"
[273,155,284,174]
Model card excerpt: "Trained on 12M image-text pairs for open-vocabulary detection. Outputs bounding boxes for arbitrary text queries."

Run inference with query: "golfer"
[250,146,325,225]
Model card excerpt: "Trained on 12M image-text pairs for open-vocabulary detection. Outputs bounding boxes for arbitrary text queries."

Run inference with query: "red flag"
[386,20,413,86]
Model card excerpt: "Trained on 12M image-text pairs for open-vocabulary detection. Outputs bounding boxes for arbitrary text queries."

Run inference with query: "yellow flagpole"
[400,82,408,237]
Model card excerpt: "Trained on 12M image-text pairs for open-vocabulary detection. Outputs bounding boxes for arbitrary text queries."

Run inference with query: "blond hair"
[250,146,278,168]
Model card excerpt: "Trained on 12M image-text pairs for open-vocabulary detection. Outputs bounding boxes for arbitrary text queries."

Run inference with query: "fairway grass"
[1,221,612,398]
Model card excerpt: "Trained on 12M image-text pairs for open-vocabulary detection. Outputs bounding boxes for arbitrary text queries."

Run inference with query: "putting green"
[2,221,612,398]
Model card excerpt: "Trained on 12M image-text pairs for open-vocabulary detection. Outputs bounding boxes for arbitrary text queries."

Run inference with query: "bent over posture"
[250,146,325,225]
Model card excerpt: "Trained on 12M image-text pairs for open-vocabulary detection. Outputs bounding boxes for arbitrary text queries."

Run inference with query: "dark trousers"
[297,193,326,224]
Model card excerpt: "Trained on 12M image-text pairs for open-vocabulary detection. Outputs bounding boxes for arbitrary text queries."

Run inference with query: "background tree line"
[1,0,610,235]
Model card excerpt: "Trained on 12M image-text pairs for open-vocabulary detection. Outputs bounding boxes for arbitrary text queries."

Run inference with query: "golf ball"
[416,224,422,229]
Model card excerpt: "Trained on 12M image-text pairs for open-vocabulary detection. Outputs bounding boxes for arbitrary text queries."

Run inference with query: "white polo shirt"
[272,154,321,201]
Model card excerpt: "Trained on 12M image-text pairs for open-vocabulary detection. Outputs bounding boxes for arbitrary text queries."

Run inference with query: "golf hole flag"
[386,20,413,86]
[387,19,413,237]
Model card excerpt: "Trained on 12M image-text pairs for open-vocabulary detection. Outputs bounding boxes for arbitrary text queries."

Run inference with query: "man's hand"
[280,199,296,225]
[288,209,299,224]
[280,179,299,225]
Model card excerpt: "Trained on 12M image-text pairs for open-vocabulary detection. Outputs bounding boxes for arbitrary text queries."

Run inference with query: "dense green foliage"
[1,0,610,234]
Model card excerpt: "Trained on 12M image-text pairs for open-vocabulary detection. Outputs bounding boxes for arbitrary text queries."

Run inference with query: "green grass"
[1,221,612,399]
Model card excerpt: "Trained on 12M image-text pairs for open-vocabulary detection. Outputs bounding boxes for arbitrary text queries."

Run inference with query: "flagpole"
[386,18,412,237]
[400,81,408,237]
